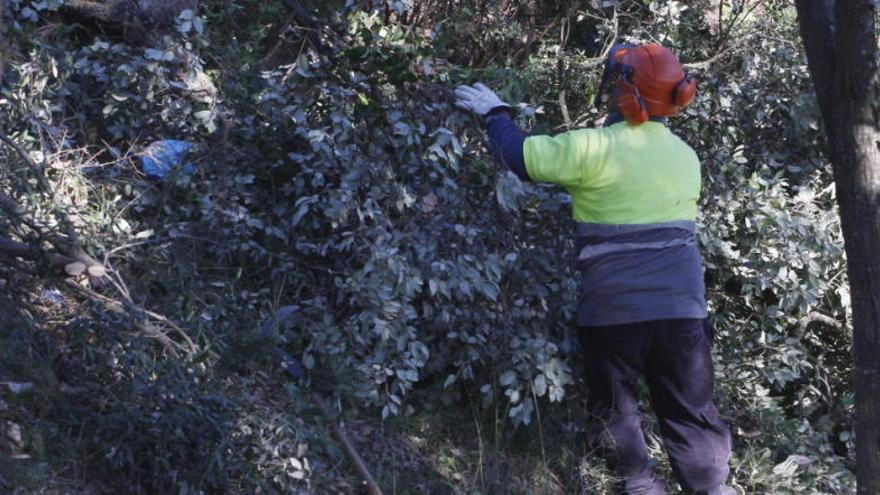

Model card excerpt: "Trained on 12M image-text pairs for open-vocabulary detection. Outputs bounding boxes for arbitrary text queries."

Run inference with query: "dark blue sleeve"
[485,108,530,182]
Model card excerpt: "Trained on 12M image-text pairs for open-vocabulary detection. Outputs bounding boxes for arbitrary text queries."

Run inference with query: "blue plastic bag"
[140,140,194,179]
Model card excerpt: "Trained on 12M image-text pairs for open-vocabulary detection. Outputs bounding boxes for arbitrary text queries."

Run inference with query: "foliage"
[0,0,856,492]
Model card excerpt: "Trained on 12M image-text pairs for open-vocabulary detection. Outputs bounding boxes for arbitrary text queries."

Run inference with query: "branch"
[294,373,384,494]
[792,312,844,352]
[0,235,38,259]
[0,131,51,193]
[0,131,106,277]
[804,311,843,328]
[683,44,737,71]
[512,10,571,66]
[569,56,605,70]
[684,27,759,72]
[556,16,571,128]
[64,279,192,357]
[61,0,114,23]
[281,0,332,55]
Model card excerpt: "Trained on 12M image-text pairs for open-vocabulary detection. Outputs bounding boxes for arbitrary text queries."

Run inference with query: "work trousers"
[579,318,731,495]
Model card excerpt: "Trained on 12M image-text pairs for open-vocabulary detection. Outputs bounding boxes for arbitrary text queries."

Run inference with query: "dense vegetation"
[0,0,860,493]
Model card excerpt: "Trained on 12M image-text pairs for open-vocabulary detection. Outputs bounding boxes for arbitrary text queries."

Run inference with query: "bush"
[0,0,855,492]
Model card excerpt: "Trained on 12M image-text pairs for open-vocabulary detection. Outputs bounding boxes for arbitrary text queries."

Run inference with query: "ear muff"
[617,92,648,125]
[616,73,649,125]
[673,72,697,108]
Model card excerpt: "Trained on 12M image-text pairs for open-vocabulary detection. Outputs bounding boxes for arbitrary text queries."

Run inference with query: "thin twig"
[556,16,571,128]
[102,237,172,264]
[0,130,51,193]
[684,43,737,71]
[143,308,197,351]
[63,279,193,356]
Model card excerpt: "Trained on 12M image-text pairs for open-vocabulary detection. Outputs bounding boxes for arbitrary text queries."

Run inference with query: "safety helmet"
[608,44,696,125]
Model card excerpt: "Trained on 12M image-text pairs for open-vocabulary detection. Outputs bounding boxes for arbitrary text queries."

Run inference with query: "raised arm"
[454,83,530,181]
[455,83,602,187]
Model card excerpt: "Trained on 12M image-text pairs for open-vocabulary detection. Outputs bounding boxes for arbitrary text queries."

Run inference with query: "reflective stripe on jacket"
[523,121,707,326]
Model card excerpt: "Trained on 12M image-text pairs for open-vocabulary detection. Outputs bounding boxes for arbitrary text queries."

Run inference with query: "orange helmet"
[612,44,696,125]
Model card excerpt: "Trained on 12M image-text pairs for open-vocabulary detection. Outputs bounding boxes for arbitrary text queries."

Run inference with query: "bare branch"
[0,235,38,259]
[0,131,51,193]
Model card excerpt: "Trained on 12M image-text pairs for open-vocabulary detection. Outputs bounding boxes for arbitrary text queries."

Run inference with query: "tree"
[794,1,880,493]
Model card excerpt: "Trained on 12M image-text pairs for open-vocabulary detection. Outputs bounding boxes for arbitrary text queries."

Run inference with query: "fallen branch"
[314,394,385,495]
[794,311,844,340]
[0,132,106,279]
[800,311,843,331]
[0,130,50,193]
[64,279,195,357]
[0,235,39,259]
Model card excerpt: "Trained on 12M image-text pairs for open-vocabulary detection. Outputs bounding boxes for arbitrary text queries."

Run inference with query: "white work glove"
[454,82,511,117]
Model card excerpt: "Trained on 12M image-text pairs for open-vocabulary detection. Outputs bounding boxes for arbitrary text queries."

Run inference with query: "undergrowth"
[0,0,856,493]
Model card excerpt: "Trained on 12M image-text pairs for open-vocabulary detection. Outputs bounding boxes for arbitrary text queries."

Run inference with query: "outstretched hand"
[454,83,511,117]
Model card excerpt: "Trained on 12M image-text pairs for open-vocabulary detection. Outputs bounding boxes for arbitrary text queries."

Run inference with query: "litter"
[139,140,194,179]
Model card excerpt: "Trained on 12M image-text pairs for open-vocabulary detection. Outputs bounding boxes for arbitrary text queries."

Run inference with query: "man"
[455,44,733,495]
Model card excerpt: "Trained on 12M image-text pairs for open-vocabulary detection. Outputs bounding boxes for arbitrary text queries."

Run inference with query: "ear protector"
[615,70,649,125]
[673,72,697,108]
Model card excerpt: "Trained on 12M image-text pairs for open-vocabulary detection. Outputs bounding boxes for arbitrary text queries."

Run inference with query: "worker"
[455,44,733,495]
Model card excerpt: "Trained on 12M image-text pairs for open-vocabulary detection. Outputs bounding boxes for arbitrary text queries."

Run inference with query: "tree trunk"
[794,1,880,493]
